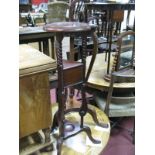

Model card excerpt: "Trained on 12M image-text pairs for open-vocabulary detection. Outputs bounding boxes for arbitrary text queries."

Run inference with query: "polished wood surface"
[86,53,135,91]
[44,22,91,33]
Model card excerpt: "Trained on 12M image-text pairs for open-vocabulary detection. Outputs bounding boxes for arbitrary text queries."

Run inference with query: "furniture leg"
[63,125,100,144]
[105,17,111,62]
[55,33,65,154]
[107,10,114,74]
[79,33,88,128]
[50,37,55,59]
[97,17,100,36]
[42,128,51,143]
[43,39,49,56]
[39,41,42,52]
[85,31,97,81]
[69,87,75,105]
[51,111,58,132]
[67,36,76,106]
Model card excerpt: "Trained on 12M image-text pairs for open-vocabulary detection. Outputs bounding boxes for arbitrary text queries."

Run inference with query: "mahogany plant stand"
[44,22,108,155]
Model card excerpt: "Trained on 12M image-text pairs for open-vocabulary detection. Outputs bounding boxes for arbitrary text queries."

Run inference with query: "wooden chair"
[69,0,85,22]
[94,69,135,143]
[111,30,135,72]
[83,30,135,105]
[95,70,135,117]
[94,30,135,134]
[85,30,135,87]
[45,1,69,24]
[85,30,135,143]
[66,0,100,100]
[69,0,101,25]
[68,0,100,59]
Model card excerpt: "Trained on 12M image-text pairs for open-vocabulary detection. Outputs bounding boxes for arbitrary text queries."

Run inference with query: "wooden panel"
[19,72,52,138]
[63,66,83,87]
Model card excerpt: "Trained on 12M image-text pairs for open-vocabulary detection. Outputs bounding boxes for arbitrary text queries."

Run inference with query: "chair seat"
[95,92,135,117]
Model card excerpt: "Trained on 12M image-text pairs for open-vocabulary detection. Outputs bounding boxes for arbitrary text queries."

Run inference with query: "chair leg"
[51,111,58,132]
[42,128,51,143]
[69,87,75,105]
[81,127,101,144]
[39,41,42,52]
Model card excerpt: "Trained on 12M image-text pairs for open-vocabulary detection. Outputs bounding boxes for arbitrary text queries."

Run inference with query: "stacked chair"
[85,30,135,143]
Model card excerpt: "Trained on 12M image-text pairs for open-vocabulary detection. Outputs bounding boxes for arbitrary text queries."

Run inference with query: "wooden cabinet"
[19,44,57,138]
